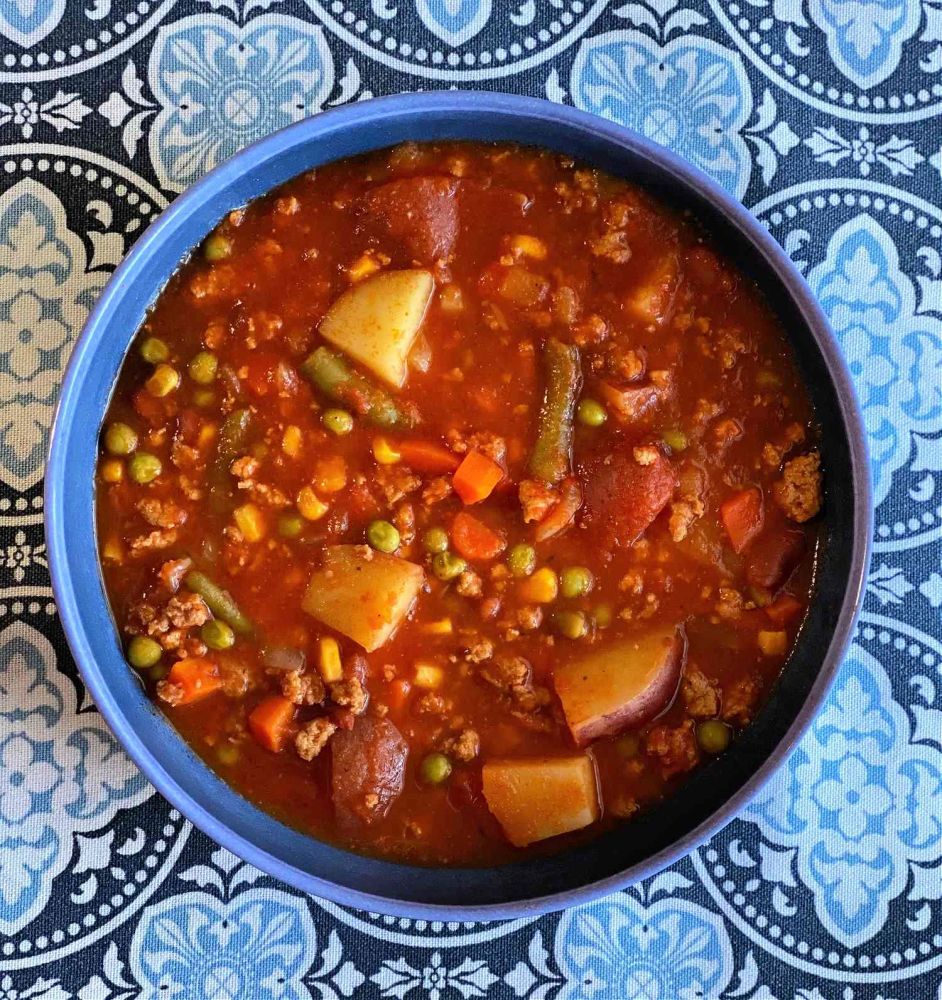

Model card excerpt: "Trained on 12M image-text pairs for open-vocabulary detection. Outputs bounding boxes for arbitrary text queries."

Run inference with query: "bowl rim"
[46,90,873,918]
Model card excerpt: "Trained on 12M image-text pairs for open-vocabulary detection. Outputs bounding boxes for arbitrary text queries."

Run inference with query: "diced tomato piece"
[453,450,504,504]
[248,695,297,752]
[398,439,460,474]
[720,488,764,554]
[362,176,458,263]
[581,450,676,546]
[166,658,221,705]
[765,593,804,626]
[451,511,506,561]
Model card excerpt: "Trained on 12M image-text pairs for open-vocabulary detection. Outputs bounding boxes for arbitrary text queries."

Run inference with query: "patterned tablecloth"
[1,1,941,997]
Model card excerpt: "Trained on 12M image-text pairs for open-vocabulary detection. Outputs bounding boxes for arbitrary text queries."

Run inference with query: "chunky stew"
[97,142,822,864]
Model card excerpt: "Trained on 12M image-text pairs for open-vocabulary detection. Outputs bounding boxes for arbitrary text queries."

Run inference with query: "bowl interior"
[47,93,870,917]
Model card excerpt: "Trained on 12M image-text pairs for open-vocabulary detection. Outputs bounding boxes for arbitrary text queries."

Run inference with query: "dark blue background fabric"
[1,2,941,997]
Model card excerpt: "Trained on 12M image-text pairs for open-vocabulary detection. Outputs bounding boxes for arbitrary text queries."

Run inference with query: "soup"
[96,142,822,864]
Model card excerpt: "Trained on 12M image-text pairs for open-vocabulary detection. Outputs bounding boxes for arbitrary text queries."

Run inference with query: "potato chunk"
[319,269,434,388]
[302,545,424,651]
[482,755,600,847]
[554,626,686,746]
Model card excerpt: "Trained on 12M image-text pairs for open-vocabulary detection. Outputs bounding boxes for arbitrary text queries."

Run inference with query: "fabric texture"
[1,2,941,997]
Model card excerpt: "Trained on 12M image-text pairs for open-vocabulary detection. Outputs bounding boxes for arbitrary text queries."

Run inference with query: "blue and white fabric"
[1,1,941,996]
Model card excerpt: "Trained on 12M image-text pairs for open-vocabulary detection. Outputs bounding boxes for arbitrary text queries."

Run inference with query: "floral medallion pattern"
[2,1,942,998]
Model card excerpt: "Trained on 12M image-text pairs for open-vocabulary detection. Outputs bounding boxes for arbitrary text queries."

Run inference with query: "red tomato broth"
[96,141,822,865]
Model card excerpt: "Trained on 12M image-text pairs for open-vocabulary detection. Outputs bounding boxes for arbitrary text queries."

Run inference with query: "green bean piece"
[322,408,354,435]
[662,428,688,452]
[139,336,169,364]
[432,551,467,582]
[278,514,305,538]
[128,452,161,484]
[367,519,400,553]
[215,408,251,472]
[184,570,253,635]
[204,233,233,262]
[560,566,594,598]
[507,543,537,578]
[128,635,162,669]
[189,351,218,385]
[201,619,235,650]
[529,339,582,484]
[552,609,588,639]
[420,752,453,785]
[422,527,449,554]
[301,347,414,429]
[696,720,732,754]
[576,397,607,427]
[104,422,138,456]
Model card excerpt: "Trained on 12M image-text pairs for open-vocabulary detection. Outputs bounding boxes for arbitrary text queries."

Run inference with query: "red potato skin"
[554,627,687,746]
[331,716,408,829]
[746,529,807,591]
[361,176,458,263]
[579,448,676,547]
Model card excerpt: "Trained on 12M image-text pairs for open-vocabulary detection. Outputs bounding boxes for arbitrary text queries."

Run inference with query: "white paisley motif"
[0,179,107,492]
[746,643,942,947]
[555,891,734,999]
[128,888,316,999]
[147,14,335,192]
[570,31,754,198]
[0,623,149,935]
[805,213,942,507]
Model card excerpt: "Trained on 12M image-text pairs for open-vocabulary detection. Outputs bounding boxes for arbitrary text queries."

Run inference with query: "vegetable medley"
[97,142,822,864]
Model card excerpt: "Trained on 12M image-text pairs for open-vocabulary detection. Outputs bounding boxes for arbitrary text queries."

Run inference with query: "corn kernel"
[372,437,401,465]
[347,252,382,282]
[146,363,181,397]
[510,234,548,260]
[517,566,559,604]
[102,537,124,563]
[282,424,303,458]
[316,454,347,493]
[197,423,217,449]
[297,486,328,521]
[758,630,788,656]
[233,502,266,542]
[421,618,453,636]
[318,637,343,683]
[100,458,124,483]
[414,662,444,689]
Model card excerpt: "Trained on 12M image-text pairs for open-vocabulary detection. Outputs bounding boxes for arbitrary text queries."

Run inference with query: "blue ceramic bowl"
[46,92,872,918]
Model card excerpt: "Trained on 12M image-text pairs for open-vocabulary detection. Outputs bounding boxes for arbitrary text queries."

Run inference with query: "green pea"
[217,744,240,767]
[560,566,594,599]
[128,452,162,484]
[367,519,400,553]
[615,732,640,758]
[432,551,467,582]
[188,351,218,385]
[322,408,354,435]
[146,364,181,398]
[594,603,613,628]
[104,421,138,456]
[278,514,305,538]
[420,752,452,785]
[150,663,169,682]
[204,233,233,262]
[696,720,732,754]
[422,527,449,554]
[507,543,536,578]
[662,428,688,452]
[577,397,607,427]
[552,609,588,640]
[201,619,235,651]
[193,389,216,408]
[139,336,169,364]
[128,635,161,669]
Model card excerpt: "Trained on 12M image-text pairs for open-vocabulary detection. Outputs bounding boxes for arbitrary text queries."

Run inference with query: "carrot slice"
[766,593,804,626]
[451,511,506,561]
[386,678,412,714]
[398,439,460,474]
[248,695,297,752]
[166,657,222,706]
[720,487,764,554]
[453,450,504,505]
